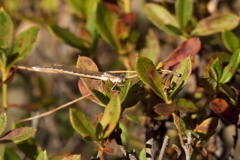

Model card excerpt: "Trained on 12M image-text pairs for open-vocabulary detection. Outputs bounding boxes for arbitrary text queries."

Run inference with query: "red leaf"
[103,147,114,154]
[155,103,177,116]
[210,98,239,124]
[0,67,17,86]
[163,38,201,70]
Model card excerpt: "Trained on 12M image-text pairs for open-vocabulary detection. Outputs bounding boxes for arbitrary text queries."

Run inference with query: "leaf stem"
[1,68,8,109]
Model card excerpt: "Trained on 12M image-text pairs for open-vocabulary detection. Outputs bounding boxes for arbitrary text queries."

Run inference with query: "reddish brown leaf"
[210,98,239,124]
[0,67,17,86]
[103,147,114,154]
[194,117,218,136]
[155,103,177,116]
[171,144,181,158]
[200,146,207,157]
[120,12,136,26]
[61,154,81,160]
[163,38,201,70]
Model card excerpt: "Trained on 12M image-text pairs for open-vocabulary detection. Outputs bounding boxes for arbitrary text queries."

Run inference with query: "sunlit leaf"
[69,108,95,141]
[222,30,240,52]
[0,127,36,143]
[210,98,238,124]
[95,2,118,51]
[175,0,193,28]
[100,93,121,138]
[8,26,39,67]
[169,57,192,99]
[36,150,48,160]
[135,56,168,102]
[139,148,146,160]
[191,14,239,36]
[219,49,240,84]
[0,8,13,49]
[194,117,218,137]
[163,38,201,70]
[144,3,181,36]
[0,112,7,135]
[61,154,81,160]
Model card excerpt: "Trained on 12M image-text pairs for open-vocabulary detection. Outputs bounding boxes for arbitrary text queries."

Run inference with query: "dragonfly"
[17,64,181,91]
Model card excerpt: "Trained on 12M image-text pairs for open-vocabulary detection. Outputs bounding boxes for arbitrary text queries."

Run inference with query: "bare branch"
[158,136,169,160]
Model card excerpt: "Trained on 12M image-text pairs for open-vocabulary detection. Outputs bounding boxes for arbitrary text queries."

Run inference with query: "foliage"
[1,0,240,160]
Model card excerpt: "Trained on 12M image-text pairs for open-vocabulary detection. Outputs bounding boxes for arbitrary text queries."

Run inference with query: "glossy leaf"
[175,0,193,28]
[201,78,217,95]
[100,93,121,138]
[210,99,238,124]
[0,8,13,49]
[144,3,181,36]
[222,30,240,52]
[121,80,145,109]
[135,56,168,101]
[95,3,118,51]
[61,154,81,160]
[3,147,21,160]
[69,108,95,141]
[49,25,87,51]
[219,49,240,84]
[210,58,222,82]
[36,150,48,160]
[191,14,239,36]
[176,98,198,113]
[169,57,192,99]
[140,29,160,65]
[9,26,39,67]
[163,38,201,70]
[194,117,218,137]
[219,83,237,103]
[0,112,7,135]
[155,103,177,116]
[0,127,36,143]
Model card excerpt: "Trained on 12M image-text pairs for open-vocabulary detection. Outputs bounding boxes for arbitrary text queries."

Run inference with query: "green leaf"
[95,3,118,51]
[36,150,48,160]
[139,148,146,160]
[17,138,40,160]
[135,56,168,102]
[169,57,192,99]
[144,3,181,36]
[69,108,95,141]
[100,93,121,138]
[222,30,240,52]
[210,58,223,82]
[0,8,13,49]
[219,83,237,103]
[8,26,39,67]
[201,78,217,95]
[3,147,21,160]
[48,25,87,51]
[0,112,7,135]
[0,127,36,143]
[140,28,160,65]
[219,49,240,83]
[175,0,193,28]
[0,50,7,67]
[191,14,239,36]
[176,98,199,113]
